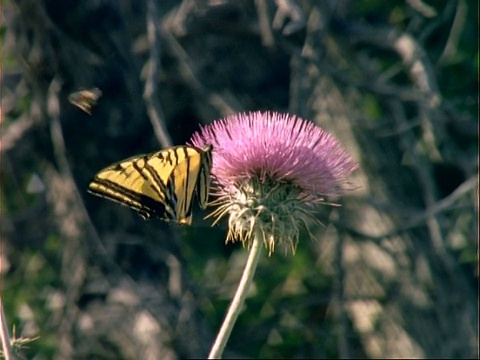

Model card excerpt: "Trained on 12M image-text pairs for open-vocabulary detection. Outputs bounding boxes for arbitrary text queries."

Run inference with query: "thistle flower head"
[191,111,358,254]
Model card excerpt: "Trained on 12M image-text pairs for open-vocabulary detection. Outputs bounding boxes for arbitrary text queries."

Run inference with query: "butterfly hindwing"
[168,146,203,224]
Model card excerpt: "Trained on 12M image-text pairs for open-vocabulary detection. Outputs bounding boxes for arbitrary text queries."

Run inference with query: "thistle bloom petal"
[191,111,358,254]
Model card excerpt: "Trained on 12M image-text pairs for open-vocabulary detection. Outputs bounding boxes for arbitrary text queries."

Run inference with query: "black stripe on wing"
[180,146,193,218]
[197,145,213,208]
[88,178,176,221]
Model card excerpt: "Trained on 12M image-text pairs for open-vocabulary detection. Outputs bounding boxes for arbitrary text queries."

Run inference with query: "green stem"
[208,231,263,359]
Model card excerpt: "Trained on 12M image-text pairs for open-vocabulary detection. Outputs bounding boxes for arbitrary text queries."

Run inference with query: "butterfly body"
[88,145,213,224]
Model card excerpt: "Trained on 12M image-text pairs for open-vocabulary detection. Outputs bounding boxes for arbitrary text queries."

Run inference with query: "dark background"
[1,0,478,359]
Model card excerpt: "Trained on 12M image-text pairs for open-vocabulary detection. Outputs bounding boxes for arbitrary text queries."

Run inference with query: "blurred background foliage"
[1,0,478,359]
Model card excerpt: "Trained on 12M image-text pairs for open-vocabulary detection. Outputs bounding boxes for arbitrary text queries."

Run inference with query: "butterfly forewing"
[135,154,177,211]
[88,153,176,220]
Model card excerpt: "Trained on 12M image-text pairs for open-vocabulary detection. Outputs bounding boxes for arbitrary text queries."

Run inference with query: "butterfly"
[68,88,102,115]
[88,145,213,225]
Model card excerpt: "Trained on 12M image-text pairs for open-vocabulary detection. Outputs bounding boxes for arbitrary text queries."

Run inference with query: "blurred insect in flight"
[68,88,102,115]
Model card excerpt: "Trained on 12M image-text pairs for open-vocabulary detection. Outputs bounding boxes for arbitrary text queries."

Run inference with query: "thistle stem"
[208,232,263,359]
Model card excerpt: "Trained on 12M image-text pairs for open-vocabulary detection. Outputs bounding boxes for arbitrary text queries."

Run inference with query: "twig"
[144,0,172,148]
[1,116,36,153]
[47,78,85,359]
[351,25,440,106]
[348,23,444,161]
[418,0,457,44]
[332,211,350,359]
[386,99,468,289]
[328,176,476,242]
[0,298,12,360]
[281,38,425,103]
[437,0,467,65]
[406,0,437,18]
[160,28,242,117]
[255,0,275,47]
[273,0,306,35]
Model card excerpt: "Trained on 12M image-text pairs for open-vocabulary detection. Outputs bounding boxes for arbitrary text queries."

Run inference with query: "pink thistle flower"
[191,111,358,254]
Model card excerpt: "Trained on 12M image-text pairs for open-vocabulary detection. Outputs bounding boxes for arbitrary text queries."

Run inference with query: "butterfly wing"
[88,145,213,224]
[167,147,197,225]
[88,151,177,220]
[196,145,213,209]
[69,88,102,115]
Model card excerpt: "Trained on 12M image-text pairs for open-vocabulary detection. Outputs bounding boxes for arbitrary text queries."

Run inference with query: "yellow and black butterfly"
[68,88,102,115]
[88,145,213,225]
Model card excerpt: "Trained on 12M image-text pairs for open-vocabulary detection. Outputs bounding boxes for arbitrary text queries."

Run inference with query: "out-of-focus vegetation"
[1,0,478,359]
